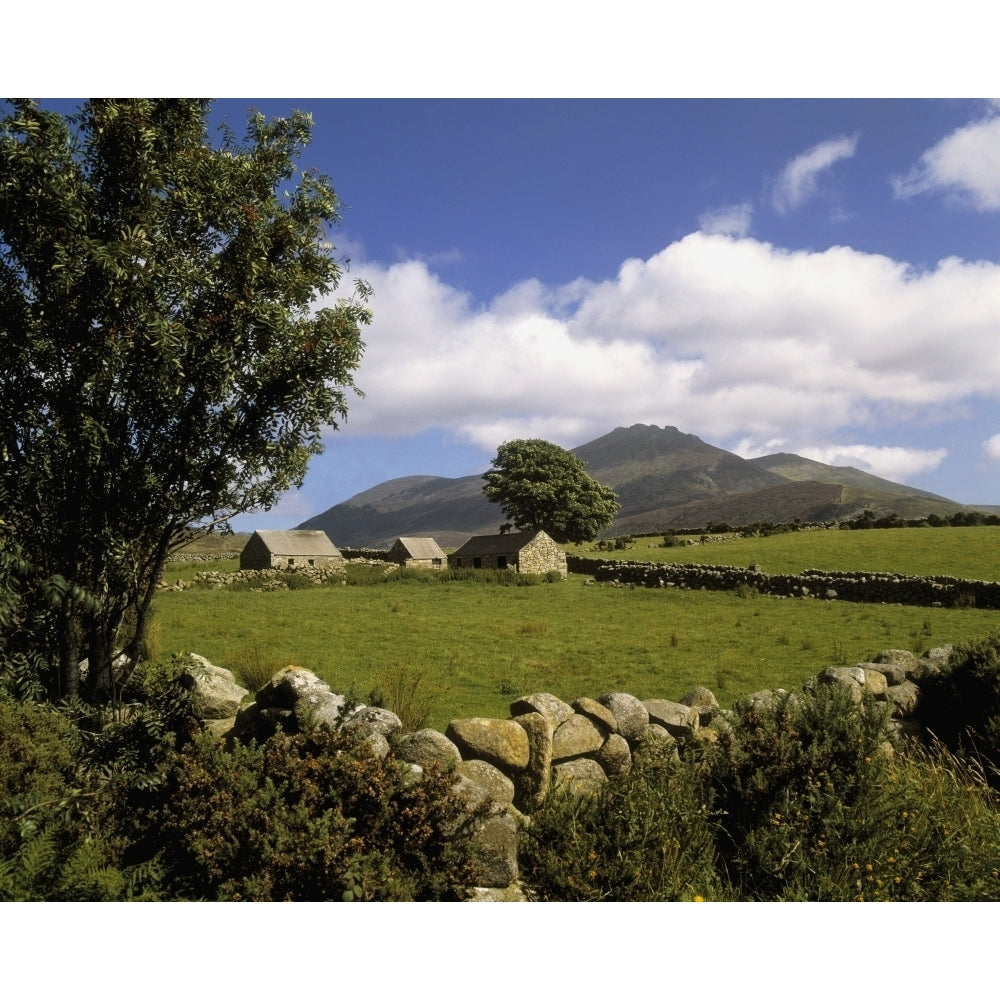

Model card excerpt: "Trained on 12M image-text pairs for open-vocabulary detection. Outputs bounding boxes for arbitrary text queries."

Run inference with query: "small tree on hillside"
[0,99,371,703]
[482,439,620,544]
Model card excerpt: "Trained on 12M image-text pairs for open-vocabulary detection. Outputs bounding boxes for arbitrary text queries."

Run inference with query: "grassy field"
[566,525,1000,579]
[153,530,1000,731]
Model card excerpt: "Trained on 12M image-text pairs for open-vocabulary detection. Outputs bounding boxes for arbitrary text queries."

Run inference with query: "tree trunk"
[58,610,79,700]
[84,624,112,703]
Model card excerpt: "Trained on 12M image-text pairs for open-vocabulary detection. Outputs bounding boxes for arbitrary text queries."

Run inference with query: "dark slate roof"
[450,531,547,557]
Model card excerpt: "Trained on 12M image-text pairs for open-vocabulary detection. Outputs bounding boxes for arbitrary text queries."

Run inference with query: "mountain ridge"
[295,424,972,547]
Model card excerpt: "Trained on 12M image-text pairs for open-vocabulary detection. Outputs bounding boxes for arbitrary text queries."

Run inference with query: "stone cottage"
[239,530,344,571]
[387,536,447,569]
[448,530,567,579]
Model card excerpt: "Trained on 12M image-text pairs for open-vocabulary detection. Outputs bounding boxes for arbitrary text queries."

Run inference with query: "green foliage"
[347,565,557,587]
[918,632,1000,781]
[706,685,1000,900]
[482,439,620,544]
[0,99,370,701]
[0,698,138,900]
[520,740,721,901]
[118,728,485,901]
[520,686,1000,902]
[707,685,896,899]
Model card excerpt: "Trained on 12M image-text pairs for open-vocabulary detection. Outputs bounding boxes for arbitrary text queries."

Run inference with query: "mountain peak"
[293,425,966,547]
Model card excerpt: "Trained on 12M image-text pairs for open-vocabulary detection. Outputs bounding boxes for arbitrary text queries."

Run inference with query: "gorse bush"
[519,739,721,901]
[1,653,487,900]
[0,699,137,900]
[117,727,488,901]
[518,684,1000,901]
[707,685,896,900]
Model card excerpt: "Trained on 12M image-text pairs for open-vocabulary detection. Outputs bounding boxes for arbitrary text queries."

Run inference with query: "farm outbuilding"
[448,530,567,578]
[239,530,344,571]
[387,536,447,569]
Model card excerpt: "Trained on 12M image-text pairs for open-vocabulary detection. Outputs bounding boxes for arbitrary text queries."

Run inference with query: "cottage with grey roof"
[448,530,567,578]
[387,536,447,569]
[239,530,344,571]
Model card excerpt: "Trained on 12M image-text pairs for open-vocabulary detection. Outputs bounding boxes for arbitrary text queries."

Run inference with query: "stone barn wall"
[518,534,568,578]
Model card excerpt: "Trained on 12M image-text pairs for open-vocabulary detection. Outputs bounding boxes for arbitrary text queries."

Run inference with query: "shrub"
[0,699,140,900]
[346,563,394,586]
[117,727,487,900]
[707,684,897,900]
[519,740,721,901]
[701,683,1000,900]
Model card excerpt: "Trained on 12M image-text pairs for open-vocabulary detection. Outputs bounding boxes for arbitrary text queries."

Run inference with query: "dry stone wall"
[183,642,951,901]
[568,556,1000,609]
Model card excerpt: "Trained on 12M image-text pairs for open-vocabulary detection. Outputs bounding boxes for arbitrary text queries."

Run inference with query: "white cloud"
[892,112,1000,210]
[795,444,948,482]
[982,434,1000,463]
[326,232,1000,487]
[698,202,753,236]
[771,134,859,214]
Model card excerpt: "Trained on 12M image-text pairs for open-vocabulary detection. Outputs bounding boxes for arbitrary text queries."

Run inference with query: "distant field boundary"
[567,556,1000,610]
[166,551,242,563]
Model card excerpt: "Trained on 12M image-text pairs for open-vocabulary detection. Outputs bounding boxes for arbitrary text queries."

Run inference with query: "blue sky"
[202,97,1000,529]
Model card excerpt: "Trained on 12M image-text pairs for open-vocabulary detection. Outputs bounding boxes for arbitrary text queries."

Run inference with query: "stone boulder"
[552,713,607,761]
[342,705,402,740]
[858,660,908,686]
[512,711,553,812]
[874,649,921,676]
[594,733,632,776]
[885,680,921,718]
[510,692,575,728]
[446,718,530,775]
[643,699,699,738]
[552,757,606,795]
[572,697,617,733]
[911,645,953,681]
[394,728,462,769]
[455,759,516,810]
[680,686,720,726]
[818,666,888,700]
[598,692,650,744]
[261,666,348,731]
[467,813,519,889]
[179,654,249,720]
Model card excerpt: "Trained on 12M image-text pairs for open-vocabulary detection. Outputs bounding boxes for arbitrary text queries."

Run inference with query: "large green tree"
[0,99,370,703]
[482,439,620,544]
